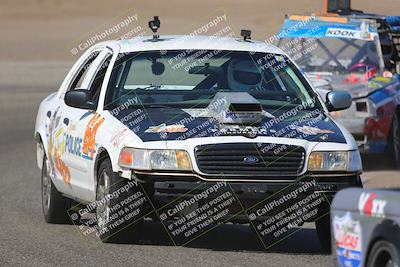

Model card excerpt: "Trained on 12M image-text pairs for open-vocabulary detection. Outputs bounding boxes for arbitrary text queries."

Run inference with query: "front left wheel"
[95,158,144,243]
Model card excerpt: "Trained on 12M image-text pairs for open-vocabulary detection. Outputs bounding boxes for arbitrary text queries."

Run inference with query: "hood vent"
[207,92,262,124]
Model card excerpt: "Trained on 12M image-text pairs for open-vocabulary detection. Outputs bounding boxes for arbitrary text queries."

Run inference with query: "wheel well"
[35,132,43,150]
[35,132,42,143]
[94,148,111,182]
[367,239,394,267]
[35,132,46,169]
[365,220,400,265]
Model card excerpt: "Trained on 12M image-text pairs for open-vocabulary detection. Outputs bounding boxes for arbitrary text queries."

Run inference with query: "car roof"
[98,35,284,55]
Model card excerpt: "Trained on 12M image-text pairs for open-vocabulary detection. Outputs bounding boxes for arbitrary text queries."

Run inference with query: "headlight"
[118,148,192,171]
[307,150,362,172]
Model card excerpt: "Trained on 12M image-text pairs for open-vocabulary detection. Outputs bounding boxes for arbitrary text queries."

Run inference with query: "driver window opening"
[69,51,100,91]
[88,53,112,104]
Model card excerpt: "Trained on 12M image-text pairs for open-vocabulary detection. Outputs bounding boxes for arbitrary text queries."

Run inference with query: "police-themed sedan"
[35,30,362,247]
[332,188,400,267]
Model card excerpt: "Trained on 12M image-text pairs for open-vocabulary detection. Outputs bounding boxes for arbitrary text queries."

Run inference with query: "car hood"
[111,107,346,143]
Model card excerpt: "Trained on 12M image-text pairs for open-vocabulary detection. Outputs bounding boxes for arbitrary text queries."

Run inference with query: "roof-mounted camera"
[326,0,352,14]
[241,29,251,41]
[148,16,161,40]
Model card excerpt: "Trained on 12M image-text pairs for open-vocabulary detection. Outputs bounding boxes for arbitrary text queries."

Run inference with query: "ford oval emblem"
[243,156,259,164]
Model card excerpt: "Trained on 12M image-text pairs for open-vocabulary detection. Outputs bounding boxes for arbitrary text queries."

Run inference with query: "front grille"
[195,143,305,176]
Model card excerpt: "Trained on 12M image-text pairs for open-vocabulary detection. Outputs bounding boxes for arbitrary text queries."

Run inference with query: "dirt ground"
[2,0,400,61]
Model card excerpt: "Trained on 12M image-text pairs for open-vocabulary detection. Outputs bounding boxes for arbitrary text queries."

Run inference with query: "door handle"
[63,118,69,126]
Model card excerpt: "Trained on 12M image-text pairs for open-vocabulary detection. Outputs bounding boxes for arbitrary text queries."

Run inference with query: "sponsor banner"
[333,212,362,267]
[277,19,377,40]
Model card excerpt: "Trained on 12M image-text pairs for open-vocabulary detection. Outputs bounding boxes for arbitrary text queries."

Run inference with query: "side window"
[104,60,127,109]
[69,51,100,91]
[88,53,112,104]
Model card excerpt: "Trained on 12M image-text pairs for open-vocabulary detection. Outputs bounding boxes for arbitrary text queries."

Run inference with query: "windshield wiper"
[137,85,161,90]
[126,103,178,109]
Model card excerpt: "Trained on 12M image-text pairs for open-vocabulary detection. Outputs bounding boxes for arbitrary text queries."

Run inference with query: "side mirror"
[64,89,95,110]
[325,91,352,112]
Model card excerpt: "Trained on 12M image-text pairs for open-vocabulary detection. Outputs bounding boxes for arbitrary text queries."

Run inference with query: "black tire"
[391,112,400,169]
[95,158,144,243]
[367,240,400,267]
[316,213,332,253]
[41,154,73,224]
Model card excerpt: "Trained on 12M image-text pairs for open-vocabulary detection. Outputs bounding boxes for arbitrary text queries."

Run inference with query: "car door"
[56,48,113,201]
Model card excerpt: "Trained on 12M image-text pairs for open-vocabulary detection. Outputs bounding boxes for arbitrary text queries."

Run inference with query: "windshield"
[105,50,321,113]
[278,37,381,73]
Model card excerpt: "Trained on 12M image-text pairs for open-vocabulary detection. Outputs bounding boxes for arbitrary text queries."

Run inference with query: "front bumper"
[131,170,362,223]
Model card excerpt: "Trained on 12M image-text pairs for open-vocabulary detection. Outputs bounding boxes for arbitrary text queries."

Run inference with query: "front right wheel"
[316,213,332,253]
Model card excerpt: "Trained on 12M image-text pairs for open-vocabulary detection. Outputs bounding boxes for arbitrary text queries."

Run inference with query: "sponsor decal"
[82,114,104,160]
[46,108,71,187]
[54,148,71,188]
[145,123,188,133]
[110,128,129,148]
[319,134,329,141]
[219,125,267,137]
[294,126,334,135]
[64,133,99,161]
[223,111,260,123]
[358,193,387,218]
[325,27,372,40]
[333,212,362,267]
[63,123,97,160]
[64,134,82,157]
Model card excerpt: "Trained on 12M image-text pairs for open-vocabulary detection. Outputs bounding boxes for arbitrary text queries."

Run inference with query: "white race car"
[35,21,362,249]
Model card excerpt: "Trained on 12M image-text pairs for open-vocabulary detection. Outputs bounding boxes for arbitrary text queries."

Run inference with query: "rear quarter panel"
[332,188,400,267]
[34,92,59,169]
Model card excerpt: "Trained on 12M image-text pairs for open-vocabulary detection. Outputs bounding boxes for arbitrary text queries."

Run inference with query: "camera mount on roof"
[325,0,362,15]
[148,16,161,40]
[241,29,251,41]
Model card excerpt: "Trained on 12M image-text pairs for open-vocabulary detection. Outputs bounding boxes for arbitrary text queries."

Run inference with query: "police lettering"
[65,134,83,156]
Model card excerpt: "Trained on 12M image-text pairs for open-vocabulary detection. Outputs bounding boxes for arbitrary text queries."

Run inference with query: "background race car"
[276,1,400,167]
[332,188,400,267]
